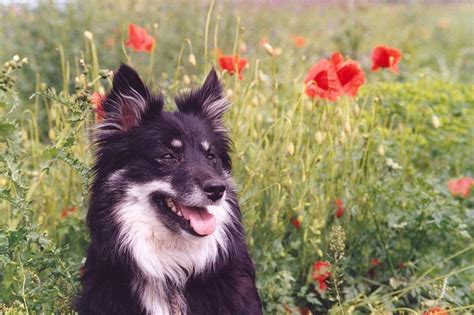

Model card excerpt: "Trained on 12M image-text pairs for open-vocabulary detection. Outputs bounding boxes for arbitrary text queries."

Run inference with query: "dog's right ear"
[175,68,230,125]
[99,64,163,133]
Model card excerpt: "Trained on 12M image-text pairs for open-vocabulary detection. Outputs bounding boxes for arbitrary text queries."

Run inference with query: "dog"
[76,64,262,314]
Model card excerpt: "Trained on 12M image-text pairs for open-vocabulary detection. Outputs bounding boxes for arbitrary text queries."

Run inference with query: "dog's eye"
[160,153,176,160]
[206,152,217,161]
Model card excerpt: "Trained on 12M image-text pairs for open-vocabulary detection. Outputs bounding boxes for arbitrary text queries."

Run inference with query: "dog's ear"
[175,68,230,123]
[100,64,163,132]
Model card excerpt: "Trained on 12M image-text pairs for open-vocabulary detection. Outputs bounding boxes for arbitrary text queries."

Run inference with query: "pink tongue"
[179,206,216,236]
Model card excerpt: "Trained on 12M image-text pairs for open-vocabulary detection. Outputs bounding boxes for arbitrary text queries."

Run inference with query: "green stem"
[203,0,215,74]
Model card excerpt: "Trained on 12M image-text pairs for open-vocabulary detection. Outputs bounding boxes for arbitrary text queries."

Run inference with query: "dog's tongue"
[179,206,216,236]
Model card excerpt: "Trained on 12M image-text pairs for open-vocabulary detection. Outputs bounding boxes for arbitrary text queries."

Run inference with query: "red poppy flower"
[304,52,365,101]
[91,92,106,122]
[218,54,248,80]
[371,45,402,73]
[312,261,331,292]
[448,176,474,198]
[61,206,77,219]
[292,35,307,48]
[335,198,344,218]
[422,307,448,315]
[291,217,301,230]
[304,59,341,101]
[331,53,366,97]
[126,23,155,53]
[370,258,381,266]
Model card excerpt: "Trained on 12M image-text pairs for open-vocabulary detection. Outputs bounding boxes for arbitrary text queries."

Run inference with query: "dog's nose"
[203,180,226,201]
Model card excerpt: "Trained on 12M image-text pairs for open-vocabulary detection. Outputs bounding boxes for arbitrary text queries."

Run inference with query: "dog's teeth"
[177,210,183,216]
[165,198,174,209]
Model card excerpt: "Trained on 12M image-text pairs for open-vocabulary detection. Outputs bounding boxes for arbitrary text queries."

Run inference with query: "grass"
[1,0,473,313]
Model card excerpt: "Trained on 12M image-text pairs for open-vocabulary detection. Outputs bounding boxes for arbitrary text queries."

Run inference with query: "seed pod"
[273,48,283,56]
[353,103,360,117]
[263,43,274,56]
[431,114,441,128]
[286,142,295,156]
[48,129,56,141]
[188,53,196,67]
[84,31,94,40]
[315,131,324,144]
[183,75,191,85]
[344,121,351,134]
[377,144,385,156]
[338,131,346,145]
[251,96,259,106]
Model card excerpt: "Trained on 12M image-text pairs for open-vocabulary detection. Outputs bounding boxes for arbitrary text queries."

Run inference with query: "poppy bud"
[251,96,259,106]
[188,53,196,67]
[431,114,441,128]
[263,43,274,56]
[258,70,269,82]
[20,129,28,140]
[315,131,324,144]
[377,144,385,156]
[273,48,283,56]
[183,75,191,85]
[48,129,56,141]
[84,31,94,40]
[344,121,351,134]
[286,142,295,156]
[353,103,360,117]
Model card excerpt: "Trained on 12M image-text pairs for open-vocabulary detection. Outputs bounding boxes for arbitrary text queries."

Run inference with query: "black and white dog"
[77,64,262,314]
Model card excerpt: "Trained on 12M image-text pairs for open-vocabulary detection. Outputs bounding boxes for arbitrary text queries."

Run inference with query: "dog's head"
[94,64,235,240]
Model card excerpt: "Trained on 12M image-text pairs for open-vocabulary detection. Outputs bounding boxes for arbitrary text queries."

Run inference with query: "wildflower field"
[1,0,473,313]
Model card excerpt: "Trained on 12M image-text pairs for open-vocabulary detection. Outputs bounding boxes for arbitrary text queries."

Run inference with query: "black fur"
[76,64,262,314]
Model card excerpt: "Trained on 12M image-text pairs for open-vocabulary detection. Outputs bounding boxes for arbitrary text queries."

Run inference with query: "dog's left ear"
[175,68,230,123]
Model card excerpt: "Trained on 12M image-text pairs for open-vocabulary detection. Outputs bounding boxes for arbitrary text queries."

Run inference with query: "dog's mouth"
[153,196,217,237]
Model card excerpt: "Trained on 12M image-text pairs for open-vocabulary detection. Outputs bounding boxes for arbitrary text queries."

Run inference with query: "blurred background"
[2,0,473,97]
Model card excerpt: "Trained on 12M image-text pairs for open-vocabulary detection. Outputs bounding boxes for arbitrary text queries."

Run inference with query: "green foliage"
[1,1,473,313]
